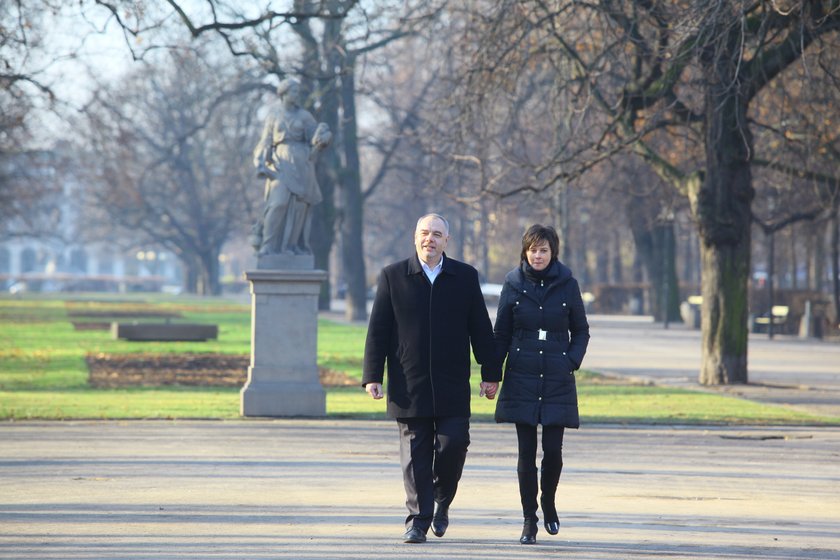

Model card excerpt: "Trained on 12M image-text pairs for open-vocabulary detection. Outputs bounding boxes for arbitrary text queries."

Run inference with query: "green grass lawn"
[1,294,837,425]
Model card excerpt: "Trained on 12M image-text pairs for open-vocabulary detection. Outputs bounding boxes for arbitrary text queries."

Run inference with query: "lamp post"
[660,209,675,329]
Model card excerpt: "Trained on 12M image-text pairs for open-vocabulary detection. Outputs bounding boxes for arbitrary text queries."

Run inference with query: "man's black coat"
[362,254,501,418]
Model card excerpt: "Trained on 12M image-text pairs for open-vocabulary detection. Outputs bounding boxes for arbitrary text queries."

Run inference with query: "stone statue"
[251,78,332,256]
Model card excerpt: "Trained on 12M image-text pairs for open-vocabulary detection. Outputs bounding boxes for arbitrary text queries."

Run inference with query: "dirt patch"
[86,353,358,388]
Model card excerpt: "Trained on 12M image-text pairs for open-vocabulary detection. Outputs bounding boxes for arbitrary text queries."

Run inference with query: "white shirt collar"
[420,254,444,284]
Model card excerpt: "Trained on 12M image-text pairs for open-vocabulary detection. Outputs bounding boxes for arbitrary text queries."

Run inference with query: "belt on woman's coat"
[513,328,564,342]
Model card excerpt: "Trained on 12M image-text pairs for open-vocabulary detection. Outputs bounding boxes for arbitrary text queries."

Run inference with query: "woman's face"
[526,240,551,271]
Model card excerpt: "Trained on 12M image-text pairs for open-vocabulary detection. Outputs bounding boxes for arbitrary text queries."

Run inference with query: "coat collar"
[407,252,454,276]
[505,260,572,290]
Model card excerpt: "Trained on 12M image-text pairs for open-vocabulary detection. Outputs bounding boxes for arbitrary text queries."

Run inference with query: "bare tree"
[0,2,60,234]
[446,1,840,385]
[84,0,443,320]
[74,48,262,294]
[751,43,840,329]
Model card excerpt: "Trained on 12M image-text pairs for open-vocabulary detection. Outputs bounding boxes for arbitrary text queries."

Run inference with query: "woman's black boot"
[540,466,561,535]
[540,496,559,535]
[518,470,539,544]
[520,518,538,545]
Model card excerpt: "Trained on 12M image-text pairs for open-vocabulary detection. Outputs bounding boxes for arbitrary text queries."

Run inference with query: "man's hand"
[365,382,384,400]
[479,381,498,400]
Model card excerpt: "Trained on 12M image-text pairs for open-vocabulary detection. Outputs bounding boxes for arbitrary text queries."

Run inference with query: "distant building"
[0,146,183,293]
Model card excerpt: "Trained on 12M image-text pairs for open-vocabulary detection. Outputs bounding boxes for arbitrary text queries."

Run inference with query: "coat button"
[540,374,544,378]
[563,302,567,306]
[538,397,542,401]
[516,348,520,352]
[539,350,543,354]
[539,306,543,309]
[562,351,566,355]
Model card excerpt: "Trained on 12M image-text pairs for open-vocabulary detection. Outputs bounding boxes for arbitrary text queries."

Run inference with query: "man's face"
[414,216,449,265]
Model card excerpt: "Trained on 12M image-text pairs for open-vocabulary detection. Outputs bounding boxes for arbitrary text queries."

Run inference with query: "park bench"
[751,305,789,334]
[680,295,703,328]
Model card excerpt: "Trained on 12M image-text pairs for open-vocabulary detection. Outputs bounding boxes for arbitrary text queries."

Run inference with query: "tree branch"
[744,8,840,100]
[163,0,353,37]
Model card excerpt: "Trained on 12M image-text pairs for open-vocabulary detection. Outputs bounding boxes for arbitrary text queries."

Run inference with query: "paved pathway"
[2,420,839,559]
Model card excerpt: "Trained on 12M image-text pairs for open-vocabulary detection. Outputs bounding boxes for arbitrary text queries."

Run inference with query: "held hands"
[367,381,496,400]
[479,381,498,400]
[365,382,384,400]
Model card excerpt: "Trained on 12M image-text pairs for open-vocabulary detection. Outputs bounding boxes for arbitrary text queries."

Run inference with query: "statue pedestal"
[240,267,327,417]
[256,253,314,270]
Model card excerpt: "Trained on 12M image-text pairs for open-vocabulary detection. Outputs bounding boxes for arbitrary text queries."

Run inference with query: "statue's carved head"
[277,78,302,107]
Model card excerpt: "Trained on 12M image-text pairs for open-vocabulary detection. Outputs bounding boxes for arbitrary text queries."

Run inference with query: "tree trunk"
[693,26,754,385]
[182,257,198,294]
[338,56,368,322]
[596,245,609,284]
[805,222,814,291]
[814,220,826,292]
[195,249,220,296]
[294,2,339,311]
[697,231,750,384]
[311,188,336,309]
[478,199,490,279]
[767,231,776,339]
[612,230,624,284]
[832,197,840,325]
[553,183,569,264]
[310,119,338,310]
[311,53,338,312]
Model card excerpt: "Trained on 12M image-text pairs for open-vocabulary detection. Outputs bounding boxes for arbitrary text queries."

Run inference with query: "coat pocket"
[504,345,521,373]
[544,351,575,374]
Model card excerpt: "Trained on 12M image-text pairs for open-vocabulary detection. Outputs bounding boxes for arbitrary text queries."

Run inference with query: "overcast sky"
[29,7,155,146]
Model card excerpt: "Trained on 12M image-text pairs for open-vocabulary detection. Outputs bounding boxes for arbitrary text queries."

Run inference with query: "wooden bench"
[111,322,218,341]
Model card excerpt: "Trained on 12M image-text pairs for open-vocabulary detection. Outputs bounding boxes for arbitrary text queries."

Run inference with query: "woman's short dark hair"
[520,224,560,263]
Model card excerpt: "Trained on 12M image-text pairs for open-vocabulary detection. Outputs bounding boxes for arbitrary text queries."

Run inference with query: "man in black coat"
[362,213,500,544]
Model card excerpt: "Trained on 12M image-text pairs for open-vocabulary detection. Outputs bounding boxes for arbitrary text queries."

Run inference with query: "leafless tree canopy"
[435,1,840,384]
[74,47,263,294]
[1,2,58,232]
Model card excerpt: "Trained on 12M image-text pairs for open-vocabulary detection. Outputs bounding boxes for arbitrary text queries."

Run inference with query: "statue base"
[240,267,327,417]
[256,253,314,270]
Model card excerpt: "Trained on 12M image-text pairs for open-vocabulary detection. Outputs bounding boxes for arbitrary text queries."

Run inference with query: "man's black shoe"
[431,504,449,537]
[403,526,426,544]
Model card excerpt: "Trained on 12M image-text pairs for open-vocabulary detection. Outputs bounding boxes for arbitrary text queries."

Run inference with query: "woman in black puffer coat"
[493,224,590,545]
